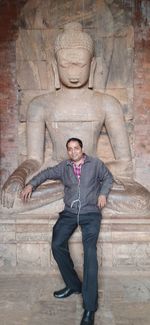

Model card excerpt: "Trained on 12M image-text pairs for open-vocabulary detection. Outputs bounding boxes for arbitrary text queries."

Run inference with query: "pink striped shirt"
[72,155,85,181]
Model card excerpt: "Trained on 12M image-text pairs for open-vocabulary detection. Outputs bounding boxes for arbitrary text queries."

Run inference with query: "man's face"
[56,48,91,88]
[67,141,83,162]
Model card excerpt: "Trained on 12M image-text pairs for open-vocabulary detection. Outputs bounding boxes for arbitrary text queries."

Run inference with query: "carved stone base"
[0,212,150,274]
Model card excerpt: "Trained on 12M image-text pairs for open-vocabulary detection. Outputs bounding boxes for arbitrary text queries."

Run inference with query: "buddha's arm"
[2,98,45,208]
[104,96,132,178]
[104,96,131,160]
[1,159,41,208]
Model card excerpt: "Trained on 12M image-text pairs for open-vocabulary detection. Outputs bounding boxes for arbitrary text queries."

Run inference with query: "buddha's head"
[53,22,96,89]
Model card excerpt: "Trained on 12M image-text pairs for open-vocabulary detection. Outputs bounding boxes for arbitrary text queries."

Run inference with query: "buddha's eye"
[59,61,87,68]
[79,63,87,68]
[59,63,69,68]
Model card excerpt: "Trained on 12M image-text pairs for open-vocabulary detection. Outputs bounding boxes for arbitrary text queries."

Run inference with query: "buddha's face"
[56,48,92,88]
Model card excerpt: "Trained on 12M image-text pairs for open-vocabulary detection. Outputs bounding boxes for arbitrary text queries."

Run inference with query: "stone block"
[16,223,49,233]
[16,221,51,242]
[0,244,16,268]
[0,212,150,273]
[16,232,50,242]
[40,243,51,268]
[112,231,150,242]
[101,243,113,268]
[112,243,150,270]
[17,243,41,266]
[0,223,15,232]
[0,231,16,243]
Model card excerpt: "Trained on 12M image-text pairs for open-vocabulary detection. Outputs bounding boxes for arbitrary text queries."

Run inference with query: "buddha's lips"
[69,78,79,83]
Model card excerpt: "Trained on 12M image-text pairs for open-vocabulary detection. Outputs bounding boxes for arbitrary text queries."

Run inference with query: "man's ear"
[88,57,97,89]
[52,58,61,90]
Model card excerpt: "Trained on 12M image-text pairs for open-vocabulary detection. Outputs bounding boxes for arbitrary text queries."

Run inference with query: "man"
[21,138,113,325]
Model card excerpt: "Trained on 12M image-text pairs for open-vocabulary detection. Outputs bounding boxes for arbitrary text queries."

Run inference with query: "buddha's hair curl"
[54,22,94,56]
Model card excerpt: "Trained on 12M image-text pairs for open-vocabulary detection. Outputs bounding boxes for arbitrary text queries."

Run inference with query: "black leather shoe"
[80,310,95,325]
[53,286,81,299]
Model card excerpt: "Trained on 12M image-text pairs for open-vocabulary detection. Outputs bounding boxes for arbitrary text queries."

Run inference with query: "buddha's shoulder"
[27,91,57,119]
[93,90,122,106]
[29,91,57,106]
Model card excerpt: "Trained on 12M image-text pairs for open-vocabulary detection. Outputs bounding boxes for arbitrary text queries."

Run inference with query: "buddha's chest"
[45,94,102,121]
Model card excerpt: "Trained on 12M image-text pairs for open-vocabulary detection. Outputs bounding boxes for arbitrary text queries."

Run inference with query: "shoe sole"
[54,291,81,299]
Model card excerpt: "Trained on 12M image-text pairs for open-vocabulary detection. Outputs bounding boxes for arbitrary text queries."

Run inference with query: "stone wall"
[0,0,27,189]
[0,213,150,274]
[0,0,149,191]
[134,0,150,189]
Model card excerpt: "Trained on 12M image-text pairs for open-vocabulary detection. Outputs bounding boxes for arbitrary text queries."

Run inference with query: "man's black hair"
[66,138,83,149]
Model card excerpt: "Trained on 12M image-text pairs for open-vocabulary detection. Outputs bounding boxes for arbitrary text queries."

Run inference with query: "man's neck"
[72,154,85,166]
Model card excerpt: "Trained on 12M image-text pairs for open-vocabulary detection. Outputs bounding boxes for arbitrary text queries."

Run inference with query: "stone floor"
[0,272,150,325]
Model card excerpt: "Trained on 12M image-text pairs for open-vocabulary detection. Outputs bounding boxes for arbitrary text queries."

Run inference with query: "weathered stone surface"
[101,243,113,267]
[134,20,150,191]
[0,213,150,273]
[0,231,16,243]
[0,244,16,268]
[16,242,50,269]
[0,0,150,283]
[1,0,149,191]
[0,273,150,325]
[4,17,150,218]
[112,243,150,269]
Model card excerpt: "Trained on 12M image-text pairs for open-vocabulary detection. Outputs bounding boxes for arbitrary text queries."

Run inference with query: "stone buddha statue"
[1,22,150,216]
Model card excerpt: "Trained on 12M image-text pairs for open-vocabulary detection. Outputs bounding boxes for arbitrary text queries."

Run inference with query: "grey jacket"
[29,155,113,214]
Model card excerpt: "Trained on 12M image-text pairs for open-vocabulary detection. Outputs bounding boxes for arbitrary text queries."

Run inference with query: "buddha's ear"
[52,58,61,90]
[88,57,96,89]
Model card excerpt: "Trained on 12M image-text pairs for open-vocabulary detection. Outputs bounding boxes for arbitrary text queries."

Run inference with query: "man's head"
[53,22,96,89]
[66,138,84,163]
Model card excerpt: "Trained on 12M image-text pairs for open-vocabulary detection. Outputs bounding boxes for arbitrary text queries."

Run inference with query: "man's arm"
[20,162,63,202]
[97,160,113,209]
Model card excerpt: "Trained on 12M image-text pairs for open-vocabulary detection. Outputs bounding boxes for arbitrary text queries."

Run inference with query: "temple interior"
[0,1,150,324]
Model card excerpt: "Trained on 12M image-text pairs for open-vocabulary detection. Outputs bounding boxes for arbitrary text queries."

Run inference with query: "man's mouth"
[72,155,78,160]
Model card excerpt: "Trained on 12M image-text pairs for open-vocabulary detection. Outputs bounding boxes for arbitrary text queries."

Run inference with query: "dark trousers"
[52,210,101,311]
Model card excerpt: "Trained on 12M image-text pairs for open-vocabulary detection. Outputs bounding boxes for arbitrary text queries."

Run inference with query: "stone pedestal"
[0,212,150,275]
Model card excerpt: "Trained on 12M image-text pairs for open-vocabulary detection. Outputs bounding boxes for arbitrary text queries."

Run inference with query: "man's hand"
[20,184,33,202]
[97,195,107,209]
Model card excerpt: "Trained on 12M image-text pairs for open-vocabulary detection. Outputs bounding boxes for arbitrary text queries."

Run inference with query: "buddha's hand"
[1,178,24,208]
[20,184,33,203]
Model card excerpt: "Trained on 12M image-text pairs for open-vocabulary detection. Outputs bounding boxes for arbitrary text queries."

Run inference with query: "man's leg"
[80,212,101,312]
[52,210,82,291]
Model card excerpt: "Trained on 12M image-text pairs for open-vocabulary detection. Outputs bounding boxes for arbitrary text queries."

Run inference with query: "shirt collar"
[66,154,91,166]
[72,154,85,167]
